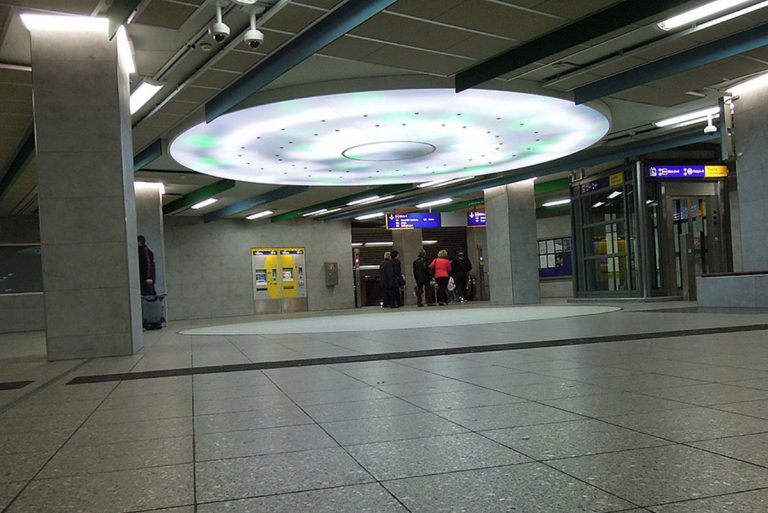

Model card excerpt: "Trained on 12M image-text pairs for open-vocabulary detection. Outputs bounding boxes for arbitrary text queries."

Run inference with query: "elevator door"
[664,196,726,300]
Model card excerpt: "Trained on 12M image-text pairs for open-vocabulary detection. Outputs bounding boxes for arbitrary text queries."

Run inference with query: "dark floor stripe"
[0,381,33,391]
[66,323,768,385]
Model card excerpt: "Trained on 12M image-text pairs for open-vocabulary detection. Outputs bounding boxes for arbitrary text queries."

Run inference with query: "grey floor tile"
[549,445,768,506]
[347,432,529,480]
[0,430,71,455]
[537,365,644,381]
[581,374,706,391]
[40,436,193,478]
[461,372,563,388]
[543,392,692,417]
[6,464,193,513]
[439,402,584,431]
[643,383,768,406]
[322,412,468,446]
[192,384,285,402]
[193,395,295,416]
[485,419,670,460]
[649,488,768,512]
[691,432,768,466]
[0,451,51,483]
[286,387,392,406]
[87,402,192,424]
[0,481,25,511]
[716,399,768,419]
[716,377,768,390]
[303,397,423,423]
[70,416,193,446]
[603,406,768,442]
[197,483,408,513]
[373,379,480,396]
[196,424,337,461]
[196,447,372,502]
[194,405,313,435]
[662,366,768,383]
[384,462,633,513]
[496,380,609,400]
[401,388,525,411]
[0,412,87,435]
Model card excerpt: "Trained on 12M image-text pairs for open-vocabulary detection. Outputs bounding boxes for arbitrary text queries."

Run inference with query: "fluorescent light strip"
[355,212,384,220]
[542,198,571,207]
[351,242,363,247]
[417,176,473,188]
[130,82,163,115]
[728,70,768,95]
[593,201,605,208]
[20,14,108,32]
[416,198,453,208]
[697,0,768,31]
[134,181,165,195]
[190,198,218,209]
[607,191,623,199]
[365,241,393,247]
[302,209,328,217]
[359,265,379,270]
[347,195,379,206]
[674,116,711,128]
[422,240,438,245]
[246,210,273,220]
[657,0,752,31]
[654,107,719,127]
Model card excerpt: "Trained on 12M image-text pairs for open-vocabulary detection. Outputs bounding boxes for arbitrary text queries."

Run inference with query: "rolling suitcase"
[141,294,166,330]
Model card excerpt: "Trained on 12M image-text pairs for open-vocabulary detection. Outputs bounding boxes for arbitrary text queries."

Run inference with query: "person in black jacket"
[390,250,404,307]
[137,235,156,297]
[412,249,433,307]
[451,250,472,302]
[379,251,398,308]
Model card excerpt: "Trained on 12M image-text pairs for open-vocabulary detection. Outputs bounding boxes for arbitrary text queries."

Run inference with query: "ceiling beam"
[204,0,398,122]
[574,21,768,104]
[270,184,414,223]
[133,139,162,173]
[203,185,309,223]
[162,179,236,215]
[454,0,691,92]
[106,0,143,39]
[326,128,718,221]
[0,132,35,202]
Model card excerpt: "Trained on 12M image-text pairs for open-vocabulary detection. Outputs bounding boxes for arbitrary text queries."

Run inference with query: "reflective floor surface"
[1,300,768,512]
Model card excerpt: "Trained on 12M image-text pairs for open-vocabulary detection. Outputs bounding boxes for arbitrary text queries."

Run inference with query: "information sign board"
[467,210,486,226]
[646,164,729,179]
[386,212,442,229]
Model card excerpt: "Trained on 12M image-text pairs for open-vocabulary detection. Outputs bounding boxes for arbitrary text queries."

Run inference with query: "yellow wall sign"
[704,165,729,178]
[609,172,624,186]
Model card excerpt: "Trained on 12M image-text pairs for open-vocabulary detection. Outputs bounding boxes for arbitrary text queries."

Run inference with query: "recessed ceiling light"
[542,198,571,207]
[20,14,108,33]
[364,241,393,246]
[416,198,452,208]
[607,191,622,199]
[422,240,438,245]
[654,107,720,128]
[190,198,218,209]
[130,82,163,115]
[170,89,608,186]
[246,210,273,220]
[355,212,384,220]
[657,0,752,31]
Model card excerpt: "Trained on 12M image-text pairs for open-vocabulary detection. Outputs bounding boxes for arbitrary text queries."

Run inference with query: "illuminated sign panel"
[386,212,441,229]
[646,165,729,179]
[467,210,486,226]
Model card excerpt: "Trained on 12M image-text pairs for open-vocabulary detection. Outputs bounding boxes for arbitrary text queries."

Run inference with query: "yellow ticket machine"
[252,247,307,313]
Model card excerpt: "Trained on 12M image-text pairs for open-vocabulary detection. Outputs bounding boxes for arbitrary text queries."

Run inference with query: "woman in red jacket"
[429,249,452,306]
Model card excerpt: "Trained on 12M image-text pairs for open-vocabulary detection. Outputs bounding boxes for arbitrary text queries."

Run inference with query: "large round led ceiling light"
[170,89,609,186]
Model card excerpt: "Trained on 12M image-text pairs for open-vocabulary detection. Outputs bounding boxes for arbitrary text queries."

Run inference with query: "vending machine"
[251,247,307,313]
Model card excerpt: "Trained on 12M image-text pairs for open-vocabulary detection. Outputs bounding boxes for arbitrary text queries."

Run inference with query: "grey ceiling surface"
[0,0,763,218]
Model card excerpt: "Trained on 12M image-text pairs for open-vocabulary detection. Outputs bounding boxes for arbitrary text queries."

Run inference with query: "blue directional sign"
[467,210,486,226]
[386,212,442,229]
[646,164,728,179]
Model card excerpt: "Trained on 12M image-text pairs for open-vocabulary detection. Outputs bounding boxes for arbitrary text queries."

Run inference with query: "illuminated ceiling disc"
[343,141,436,161]
[170,88,610,186]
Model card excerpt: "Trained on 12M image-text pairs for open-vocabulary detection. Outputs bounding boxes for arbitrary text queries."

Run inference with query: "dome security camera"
[244,28,264,49]
[209,4,230,42]
[209,21,230,42]
[704,124,717,135]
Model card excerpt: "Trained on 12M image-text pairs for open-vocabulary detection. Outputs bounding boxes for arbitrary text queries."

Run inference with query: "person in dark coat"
[379,251,399,308]
[451,250,472,302]
[138,235,156,296]
[390,250,404,307]
[413,249,433,307]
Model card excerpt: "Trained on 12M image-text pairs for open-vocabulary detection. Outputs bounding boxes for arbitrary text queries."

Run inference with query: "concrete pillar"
[392,229,423,305]
[135,183,166,295]
[29,22,142,359]
[484,181,540,305]
[466,227,489,300]
[733,87,768,271]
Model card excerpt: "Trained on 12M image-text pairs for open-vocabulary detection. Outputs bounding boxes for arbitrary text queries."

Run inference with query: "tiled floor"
[1,301,768,512]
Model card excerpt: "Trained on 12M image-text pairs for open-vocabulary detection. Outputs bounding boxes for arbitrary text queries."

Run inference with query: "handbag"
[398,274,406,287]
[447,276,456,291]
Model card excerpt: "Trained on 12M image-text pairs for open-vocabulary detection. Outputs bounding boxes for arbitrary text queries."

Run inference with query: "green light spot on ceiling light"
[185,135,220,148]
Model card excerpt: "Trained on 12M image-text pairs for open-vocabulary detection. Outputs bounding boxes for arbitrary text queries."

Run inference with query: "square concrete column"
[733,87,768,271]
[135,183,166,295]
[484,181,540,305]
[392,229,423,305]
[29,24,142,359]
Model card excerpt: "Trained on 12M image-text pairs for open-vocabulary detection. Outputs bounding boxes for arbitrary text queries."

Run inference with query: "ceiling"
[0,0,762,221]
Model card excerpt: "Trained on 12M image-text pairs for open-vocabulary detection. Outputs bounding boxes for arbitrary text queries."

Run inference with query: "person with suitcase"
[138,235,156,296]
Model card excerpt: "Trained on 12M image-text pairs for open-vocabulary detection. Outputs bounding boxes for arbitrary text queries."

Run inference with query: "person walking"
[451,250,472,302]
[390,250,404,307]
[379,251,399,308]
[412,249,433,307]
[429,249,452,306]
